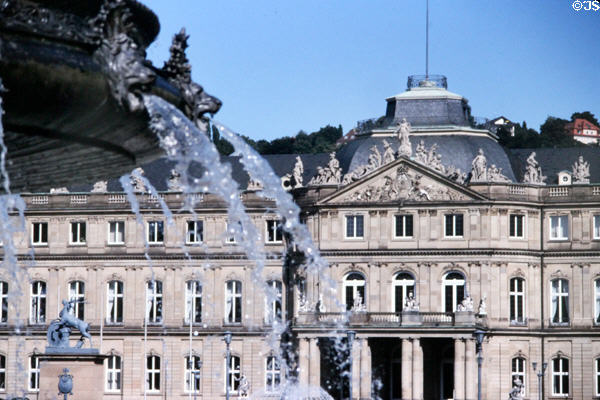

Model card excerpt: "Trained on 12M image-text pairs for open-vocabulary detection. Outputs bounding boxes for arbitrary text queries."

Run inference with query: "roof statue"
[396,117,412,157]
[50,187,69,194]
[457,295,474,312]
[415,140,428,164]
[382,140,396,165]
[488,164,511,183]
[478,295,487,315]
[308,152,342,185]
[167,169,183,191]
[292,156,304,188]
[522,152,546,185]
[572,156,590,184]
[247,177,264,191]
[470,148,487,182]
[342,145,383,184]
[47,299,92,350]
[91,180,108,193]
[130,167,147,192]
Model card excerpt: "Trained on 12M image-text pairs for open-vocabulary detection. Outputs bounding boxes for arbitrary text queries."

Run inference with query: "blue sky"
[143,0,600,141]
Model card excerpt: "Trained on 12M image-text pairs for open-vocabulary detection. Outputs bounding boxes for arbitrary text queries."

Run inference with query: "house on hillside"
[564,118,600,144]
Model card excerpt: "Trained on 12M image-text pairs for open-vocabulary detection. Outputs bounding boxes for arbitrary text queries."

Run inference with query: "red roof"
[565,118,600,136]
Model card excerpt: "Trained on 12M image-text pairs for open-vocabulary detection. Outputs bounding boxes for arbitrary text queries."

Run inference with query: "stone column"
[454,338,465,400]
[412,338,424,400]
[465,339,476,400]
[351,337,360,400]
[299,337,309,385]
[359,338,372,399]
[309,338,321,387]
[401,338,413,400]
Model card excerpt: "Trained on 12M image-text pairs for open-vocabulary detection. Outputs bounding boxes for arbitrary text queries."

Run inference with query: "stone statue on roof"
[488,164,511,183]
[415,140,428,164]
[471,148,487,182]
[308,152,342,185]
[523,152,546,185]
[572,155,590,184]
[382,140,396,164]
[396,118,412,157]
[91,180,107,193]
[292,156,304,188]
[167,169,182,191]
[130,167,146,192]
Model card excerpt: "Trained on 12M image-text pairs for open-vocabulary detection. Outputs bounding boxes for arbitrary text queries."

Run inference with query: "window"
[343,272,366,311]
[225,355,241,393]
[185,355,202,393]
[0,354,5,391]
[265,356,281,393]
[265,280,282,325]
[594,215,600,239]
[70,221,86,244]
[511,357,526,393]
[266,220,283,243]
[29,356,39,391]
[393,272,415,312]
[596,358,600,396]
[552,357,569,396]
[345,215,364,239]
[106,280,123,324]
[394,215,413,238]
[549,215,568,240]
[509,214,524,238]
[185,281,202,324]
[509,278,525,324]
[442,272,465,312]
[145,355,161,392]
[551,279,569,325]
[226,221,242,243]
[147,221,164,244]
[0,281,7,323]
[30,281,46,324]
[444,214,464,237]
[225,280,242,324]
[108,221,125,244]
[68,281,85,320]
[31,222,48,245]
[186,220,203,244]
[146,281,163,324]
[105,355,121,392]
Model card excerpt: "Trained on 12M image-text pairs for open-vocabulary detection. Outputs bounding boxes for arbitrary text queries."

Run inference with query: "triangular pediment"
[317,158,486,205]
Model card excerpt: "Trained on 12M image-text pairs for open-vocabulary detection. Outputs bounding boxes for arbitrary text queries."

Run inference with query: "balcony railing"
[297,311,481,328]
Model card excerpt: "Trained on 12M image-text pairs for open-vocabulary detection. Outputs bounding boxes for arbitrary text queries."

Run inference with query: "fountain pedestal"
[38,349,107,400]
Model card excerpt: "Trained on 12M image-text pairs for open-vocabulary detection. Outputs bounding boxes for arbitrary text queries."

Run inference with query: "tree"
[539,116,579,147]
[571,111,600,127]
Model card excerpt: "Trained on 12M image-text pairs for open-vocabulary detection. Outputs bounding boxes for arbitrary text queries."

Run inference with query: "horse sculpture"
[47,299,92,349]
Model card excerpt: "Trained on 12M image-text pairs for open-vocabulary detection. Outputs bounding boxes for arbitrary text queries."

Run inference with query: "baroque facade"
[2,76,600,399]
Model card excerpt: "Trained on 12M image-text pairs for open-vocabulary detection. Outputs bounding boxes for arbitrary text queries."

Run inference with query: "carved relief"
[414,140,466,184]
[342,145,383,184]
[308,152,342,185]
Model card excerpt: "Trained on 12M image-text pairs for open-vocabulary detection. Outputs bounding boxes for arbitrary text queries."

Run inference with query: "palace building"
[2,75,600,400]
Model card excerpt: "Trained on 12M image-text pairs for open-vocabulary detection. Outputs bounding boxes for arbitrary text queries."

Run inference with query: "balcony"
[295,311,485,328]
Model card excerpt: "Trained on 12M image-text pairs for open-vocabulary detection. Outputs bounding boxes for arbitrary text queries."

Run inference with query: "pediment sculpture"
[308,152,342,185]
[344,164,467,203]
[414,140,466,184]
[572,155,590,184]
[342,144,383,184]
[396,118,412,157]
[522,152,546,185]
[91,180,108,193]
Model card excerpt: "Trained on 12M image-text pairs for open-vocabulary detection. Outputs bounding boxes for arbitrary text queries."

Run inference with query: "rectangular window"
[551,279,569,325]
[226,221,242,243]
[106,355,121,392]
[0,282,7,324]
[70,222,86,244]
[146,281,163,324]
[265,280,283,325]
[32,222,48,245]
[186,221,203,244]
[225,281,242,324]
[549,215,569,240]
[345,215,364,238]
[265,220,283,243]
[596,358,600,396]
[185,281,202,324]
[145,356,160,392]
[265,356,281,393]
[444,214,464,237]
[29,356,39,391]
[108,221,125,244]
[0,355,5,391]
[68,281,85,320]
[594,215,600,239]
[552,357,569,396]
[106,281,123,324]
[30,281,46,324]
[185,356,202,393]
[147,221,164,244]
[509,278,525,324]
[509,214,524,238]
[394,215,413,238]
[511,357,526,394]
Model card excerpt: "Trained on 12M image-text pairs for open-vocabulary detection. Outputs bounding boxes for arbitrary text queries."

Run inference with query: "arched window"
[551,279,569,324]
[265,280,282,325]
[146,281,163,324]
[68,280,85,319]
[185,355,202,393]
[145,355,161,392]
[225,281,242,324]
[442,272,465,312]
[265,355,281,393]
[30,281,46,324]
[511,357,526,394]
[0,354,5,390]
[509,277,525,324]
[0,281,8,323]
[595,279,600,324]
[106,280,123,324]
[105,354,121,392]
[343,272,366,311]
[551,356,569,396]
[393,272,415,312]
[225,355,241,392]
[185,280,202,324]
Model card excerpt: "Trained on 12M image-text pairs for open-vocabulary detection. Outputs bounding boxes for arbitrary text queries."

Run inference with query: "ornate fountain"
[0,0,220,192]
